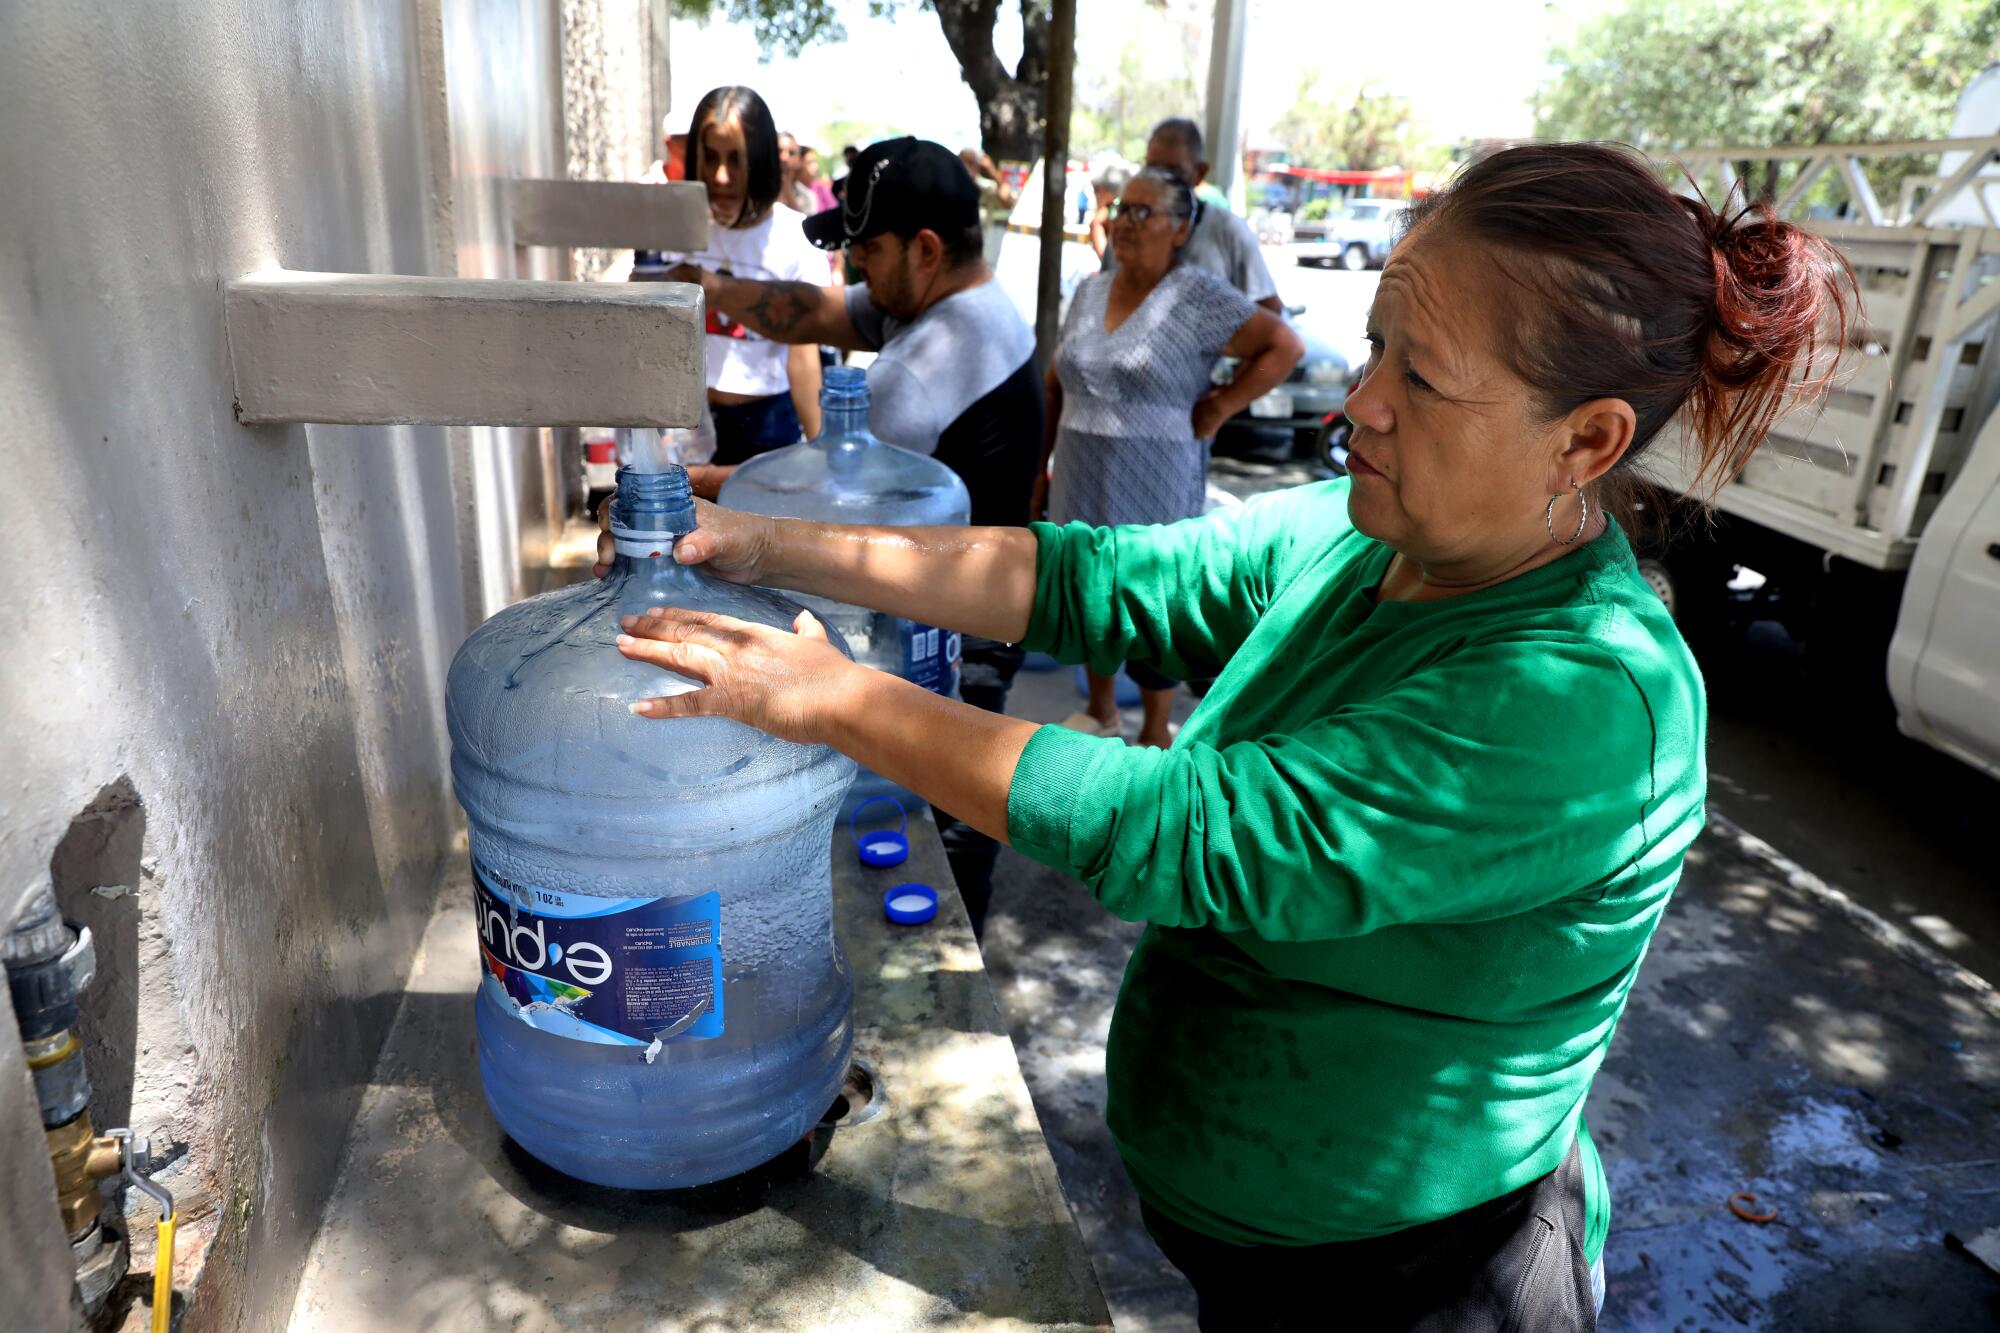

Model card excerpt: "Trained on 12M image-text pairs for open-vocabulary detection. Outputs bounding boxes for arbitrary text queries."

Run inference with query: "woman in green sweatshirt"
[605,144,1854,1329]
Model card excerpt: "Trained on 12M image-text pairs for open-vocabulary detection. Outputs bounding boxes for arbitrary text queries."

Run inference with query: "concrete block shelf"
[288,814,1111,1332]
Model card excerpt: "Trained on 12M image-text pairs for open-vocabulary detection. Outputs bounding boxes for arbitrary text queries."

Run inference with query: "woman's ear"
[1555,397,1637,487]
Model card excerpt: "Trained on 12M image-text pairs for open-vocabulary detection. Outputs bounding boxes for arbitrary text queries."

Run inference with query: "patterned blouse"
[1049,265,1258,528]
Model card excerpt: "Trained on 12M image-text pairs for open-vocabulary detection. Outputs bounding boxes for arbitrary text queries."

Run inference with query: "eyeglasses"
[1109,200,1184,226]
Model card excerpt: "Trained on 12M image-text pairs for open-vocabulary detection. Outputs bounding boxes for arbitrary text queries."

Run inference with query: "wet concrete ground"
[979,458,2000,1331]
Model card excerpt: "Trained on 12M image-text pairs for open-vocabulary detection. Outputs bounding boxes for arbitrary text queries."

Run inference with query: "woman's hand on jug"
[616,606,855,743]
[594,497,777,582]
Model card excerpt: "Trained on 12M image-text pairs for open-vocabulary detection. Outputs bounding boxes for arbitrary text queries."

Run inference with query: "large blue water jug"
[719,365,970,813]
[445,465,857,1188]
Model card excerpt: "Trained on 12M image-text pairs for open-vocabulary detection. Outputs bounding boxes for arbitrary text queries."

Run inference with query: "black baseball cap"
[803,137,981,250]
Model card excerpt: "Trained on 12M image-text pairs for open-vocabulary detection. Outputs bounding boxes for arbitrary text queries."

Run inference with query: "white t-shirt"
[659,206,830,398]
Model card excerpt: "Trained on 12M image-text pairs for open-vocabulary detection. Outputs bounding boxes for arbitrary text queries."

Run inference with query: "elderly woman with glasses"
[1034,165,1303,745]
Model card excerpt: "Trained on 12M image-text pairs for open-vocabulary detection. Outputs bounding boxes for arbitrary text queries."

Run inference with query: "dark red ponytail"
[1406,143,1857,499]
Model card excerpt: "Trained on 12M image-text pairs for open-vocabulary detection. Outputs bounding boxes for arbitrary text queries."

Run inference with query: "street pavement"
[979,441,2000,1329]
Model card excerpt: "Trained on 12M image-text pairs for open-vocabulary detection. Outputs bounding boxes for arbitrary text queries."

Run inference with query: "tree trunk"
[931,0,1051,164]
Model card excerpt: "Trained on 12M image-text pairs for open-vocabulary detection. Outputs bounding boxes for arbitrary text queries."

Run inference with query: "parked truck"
[1641,92,2000,780]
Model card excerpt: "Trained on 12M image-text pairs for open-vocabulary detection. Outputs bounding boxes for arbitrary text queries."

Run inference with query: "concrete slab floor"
[978,466,2000,1331]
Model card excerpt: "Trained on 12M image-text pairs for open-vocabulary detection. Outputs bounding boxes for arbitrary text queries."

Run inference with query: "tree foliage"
[1270,74,1438,171]
[676,0,1056,162]
[1070,35,1202,161]
[1537,0,2000,151]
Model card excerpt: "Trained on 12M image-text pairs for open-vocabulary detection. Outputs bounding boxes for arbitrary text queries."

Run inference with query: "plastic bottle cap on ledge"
[851,796,910,867]
[883,884,938,926]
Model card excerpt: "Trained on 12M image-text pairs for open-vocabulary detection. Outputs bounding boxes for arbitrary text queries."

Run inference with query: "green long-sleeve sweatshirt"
[1006,478,1705,1257]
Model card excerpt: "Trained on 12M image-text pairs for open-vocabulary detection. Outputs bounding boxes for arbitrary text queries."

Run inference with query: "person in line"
[642,88,829,464]
[1087,161,1131,261]
[801,146,838,213]
[604,143,1853,1328]
[1108,116,1282,314]
[637,120,688,184]
[648,137,1042,933]
[776,131,819,216]
[831,143,860,202]
[960,146,1018,265]
[1041,166,1302,746]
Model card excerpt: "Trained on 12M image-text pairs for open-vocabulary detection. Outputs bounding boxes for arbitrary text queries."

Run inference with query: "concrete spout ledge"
[507,178,710,252]
[224,270,705,428]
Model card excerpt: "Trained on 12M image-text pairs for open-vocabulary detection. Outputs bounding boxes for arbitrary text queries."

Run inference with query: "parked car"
[1294,198,1412,271]
[1255,208,1296,245]
[1213,307,1356,460]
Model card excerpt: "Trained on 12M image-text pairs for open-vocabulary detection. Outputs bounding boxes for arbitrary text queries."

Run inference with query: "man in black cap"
[664,136,1041,937]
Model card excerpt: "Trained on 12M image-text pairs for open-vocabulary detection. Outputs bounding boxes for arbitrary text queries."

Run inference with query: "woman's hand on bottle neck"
[596,495,779,584]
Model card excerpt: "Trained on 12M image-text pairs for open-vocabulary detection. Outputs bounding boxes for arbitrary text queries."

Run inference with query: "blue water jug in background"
[719,365,971,813]
[446,464,856,1189]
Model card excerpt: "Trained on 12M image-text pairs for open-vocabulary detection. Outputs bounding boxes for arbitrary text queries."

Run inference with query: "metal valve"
[107,1128,177,1333]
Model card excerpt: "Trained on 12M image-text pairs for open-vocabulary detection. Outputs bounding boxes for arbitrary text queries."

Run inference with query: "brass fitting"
[45,1110,122,1239]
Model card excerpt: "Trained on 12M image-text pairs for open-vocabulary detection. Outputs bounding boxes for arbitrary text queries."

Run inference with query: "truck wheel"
[1341,244,1369,272]
[1635,555,1679,616]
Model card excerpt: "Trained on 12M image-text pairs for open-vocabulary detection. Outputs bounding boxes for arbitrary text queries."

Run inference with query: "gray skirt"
[1048,427,1207,529]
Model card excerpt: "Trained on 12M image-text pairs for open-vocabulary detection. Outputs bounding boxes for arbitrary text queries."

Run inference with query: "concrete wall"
[561,0,669,282]
[0,1,564,1328]
[442,0,577,611]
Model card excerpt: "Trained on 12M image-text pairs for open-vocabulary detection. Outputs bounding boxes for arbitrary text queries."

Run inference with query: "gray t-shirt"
[844,278,1043,528]
[1102,204,1278,303]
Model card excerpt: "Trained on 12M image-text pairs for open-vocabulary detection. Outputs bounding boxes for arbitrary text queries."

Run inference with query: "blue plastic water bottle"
[719,366,970,813]
[445,464,856,1188]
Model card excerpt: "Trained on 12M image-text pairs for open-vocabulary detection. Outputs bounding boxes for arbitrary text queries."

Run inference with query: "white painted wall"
[0,0,565,1327]
[444,0,576,612]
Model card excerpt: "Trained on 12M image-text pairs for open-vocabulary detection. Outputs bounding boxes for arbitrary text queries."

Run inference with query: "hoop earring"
[1545,480,1587,546]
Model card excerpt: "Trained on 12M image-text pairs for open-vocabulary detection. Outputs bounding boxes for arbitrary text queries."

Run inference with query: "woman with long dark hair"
[651,87,828,466]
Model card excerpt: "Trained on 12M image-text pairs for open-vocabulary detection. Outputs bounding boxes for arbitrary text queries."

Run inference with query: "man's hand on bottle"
[616,606,860,746]
[594,495,777,583]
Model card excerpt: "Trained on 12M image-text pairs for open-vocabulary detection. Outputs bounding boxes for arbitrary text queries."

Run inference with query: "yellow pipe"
[151,1214,175,1333]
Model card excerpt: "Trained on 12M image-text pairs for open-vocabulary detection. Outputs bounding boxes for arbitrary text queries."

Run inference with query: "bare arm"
[1192,308,1304,440]
[1256,294,1284,314]
[660,265,862,349]
[787,341,823,439]
[617,607,1036,842]
[599,495,1043,644]
[755,519,1041,644]
[823,667,1034,839]
[1220,308,1304,403]
[1032,361,1062,520]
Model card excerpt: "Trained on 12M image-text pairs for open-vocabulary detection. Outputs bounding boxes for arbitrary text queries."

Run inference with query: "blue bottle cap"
[883,883,938,926]
[850,796,910,868]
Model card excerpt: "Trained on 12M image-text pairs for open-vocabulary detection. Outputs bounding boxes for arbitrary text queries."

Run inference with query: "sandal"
[1057,710,1124,740]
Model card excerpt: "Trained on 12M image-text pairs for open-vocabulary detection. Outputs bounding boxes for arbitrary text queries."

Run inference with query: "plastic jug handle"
[849,795,908,845]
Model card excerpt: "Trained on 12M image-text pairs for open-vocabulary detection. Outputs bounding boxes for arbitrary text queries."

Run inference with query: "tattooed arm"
[662,265,862,349]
